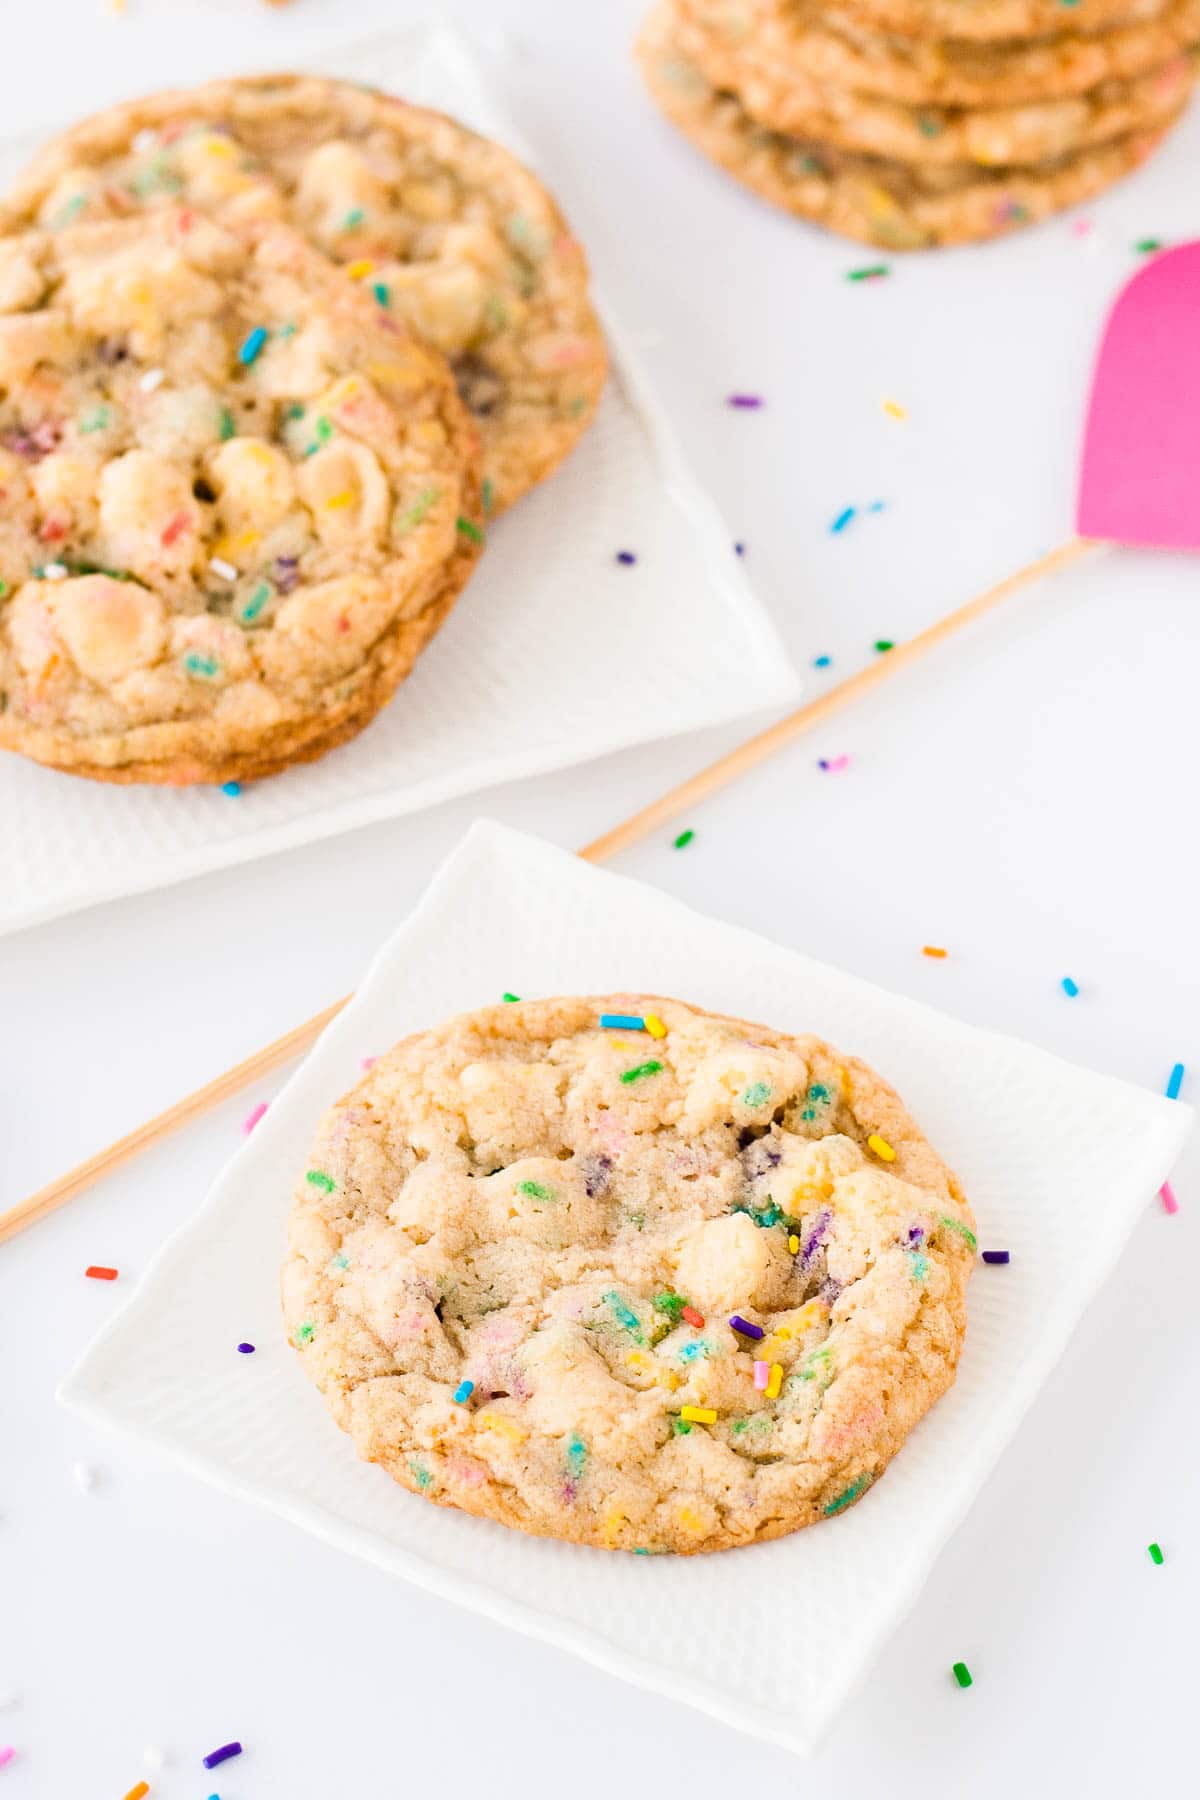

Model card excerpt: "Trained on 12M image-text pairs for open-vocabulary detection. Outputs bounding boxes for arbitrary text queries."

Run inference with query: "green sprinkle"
[673,829,695,849]
[952,1662,973,1689]
[502,991,521,1003]
[341,208,365,230]
[620,1060,663,1085]
[824,1473,871,1515]
[653,1291,685,1321]
[742,1080,772,1107]
[305,1169,336,1193]
[456,515,485,544]
[330,1252,350,1271]
[294,1322,315,1346]
[565,1433,588,1475]
[0,580,8,599]
[1136,238,1163,254]
[182,652,219,680]
[916,116,942,138]
[1148,1542,1165,1564]
[874,639,895,653]
[54,193,88,227]
[603,1289,643,1334]
[315,415,333,444]
[807,1083,831,1102]
[79,405,111,434]
[408,1458,433,1490]
[908,1251,929,1283]
[939,1215,978,1251]
[730,1418,748,1435]
[285,403,306,421]
[372,282,391,308]
[847,264,890,282]
[517,1179,555,1202]
[278,322,297,340]
[395,487,439,532]
[239,582,272,624]
[218,406,236,441]
[481,477,495,517]
[671,1418,693,1435]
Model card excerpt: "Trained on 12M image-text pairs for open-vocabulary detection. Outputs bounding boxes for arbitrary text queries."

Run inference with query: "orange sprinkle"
[922,945,948,958]
[123,1784,150,1800]
[85,1265,118,1281]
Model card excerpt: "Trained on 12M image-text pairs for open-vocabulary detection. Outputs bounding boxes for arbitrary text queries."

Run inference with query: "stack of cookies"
[637,0,1198,247]
[0,77,607,786]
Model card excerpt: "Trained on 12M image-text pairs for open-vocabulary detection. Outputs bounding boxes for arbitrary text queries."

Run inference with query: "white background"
[2,2,1198,1796]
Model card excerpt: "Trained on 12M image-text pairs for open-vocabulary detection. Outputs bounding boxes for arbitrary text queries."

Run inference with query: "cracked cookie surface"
[282,995,975,1554]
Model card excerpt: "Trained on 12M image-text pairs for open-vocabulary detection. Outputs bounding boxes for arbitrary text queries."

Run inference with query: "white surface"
[59,821,1191,1756]
[0,26,795,936]
[3,1,1200,1797]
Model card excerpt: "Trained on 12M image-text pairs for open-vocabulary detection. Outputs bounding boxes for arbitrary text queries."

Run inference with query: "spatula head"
[1077,242,1200,552]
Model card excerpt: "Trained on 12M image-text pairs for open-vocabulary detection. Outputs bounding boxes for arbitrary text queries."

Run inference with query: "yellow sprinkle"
[602,1507,627,1547]
[661,1370,681,1392]
[676,1506,707,1535]
[202,137,236,159]
[325,490,355,510]
[867,1133,896,1162]
[883,399,907,420]
[922,945,948,958]
[625,1349,653,1372]
[346,259,375,280]
[765,1363,783,1400]
[475,1412,526,1445]
[788,1233,800,1254]
[644,1014,667,1039]
[679,1406,717,1425]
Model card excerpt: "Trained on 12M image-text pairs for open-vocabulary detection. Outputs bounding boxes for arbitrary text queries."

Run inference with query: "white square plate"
[0,28,796,936]
[59,821,1192,1754]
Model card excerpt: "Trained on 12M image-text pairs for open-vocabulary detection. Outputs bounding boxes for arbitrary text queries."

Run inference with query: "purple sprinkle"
[202,1742,243,1771]
[818,1276,842,1306]
[561,1479,578,1504]
[729,1314,765,1340]
[907,1225,925,1244]
[582,1153,613,1198]
[802,1208,832,1266]
[237,1342,255,1354]
[274,555,300,594]
[727,393,763,409]
[615,550,637,565]
[981,1250,1010,1265]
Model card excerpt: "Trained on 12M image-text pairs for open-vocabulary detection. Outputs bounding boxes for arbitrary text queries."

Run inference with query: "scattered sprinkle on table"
[202,1742,243,1771]
[1160,1181,1179,1215]
[673,828,694,849]
[615,550,637,565]
[1061,976,1080,997]
[502,992,520,1003]
[818,754,851,773]
[238,326,268,365]
[734,541,745,556]
[922,945,948,958]
[729,1314,764,1340]
[85,1265,118,1281]
[242,1102,267,1135]
[874,639,894,653]
[221,781,241,797]
[952,1661,973,1689]
[814,654,832,668]
[679,1406,717,1425]
[601,1013,646,1031]
[726,393,762,409]
[882,399,907,420]
[0,1748,14,1770]
[453,1380,475,1405]
[847,265,889,281]
[681,1304,705,1328]
[830,505,856,534]
[981,1250,1010,1265]
[236,1342,255,1355]
[123,1783,150,1800]
[1148,1541,1164,1564]
[1166,1062,1185,1100]
[867,1133,896,1162]
[1135,238,1163,254]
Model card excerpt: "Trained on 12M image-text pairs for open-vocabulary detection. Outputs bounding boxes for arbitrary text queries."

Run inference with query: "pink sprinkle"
[818,754,851,773]
[753,1359,770,1390]
[242,1101,268,1135]
[1161,1181,1179,1215]
[1072,217,1094,237]
[0,1748,13,1770]
[727,393,763,409]
[360,1055,378,1071]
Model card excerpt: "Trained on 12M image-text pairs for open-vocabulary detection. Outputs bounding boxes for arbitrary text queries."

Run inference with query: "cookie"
[671,0,1198,164]
[5,75,607,513]
[825,0,1172,40]
[638,8,1180,247]
[0,211,482,785]
[282,995,976,1555]
[682,0,1200,109]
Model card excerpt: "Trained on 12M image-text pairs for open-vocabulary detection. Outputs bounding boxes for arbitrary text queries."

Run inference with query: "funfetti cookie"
[810,0,1173,40]
[638,8,1181,248]
[0,212,483,785]
[5,75,608,514]
[282,996,976,1555]
[682,0,1200,109]
[670,0,1198,165]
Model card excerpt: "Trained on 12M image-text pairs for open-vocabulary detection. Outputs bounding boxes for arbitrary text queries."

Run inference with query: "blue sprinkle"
[600,1013,646,1031]
[981,1251,1010,1265]
[453,1380,475,1405]
[1061,977,1080,998]
[814,654,832,668]
[236,1342,255,1354]
[1167,1062,1185,1100]
[867,500,887,513]
[238,326,268,365]
[222,781,241,797]
[734,541,745,556]
[830,506,856,534]
[615,550,637,565]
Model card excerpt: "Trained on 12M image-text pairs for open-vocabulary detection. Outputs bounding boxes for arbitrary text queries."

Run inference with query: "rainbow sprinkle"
[824,1474,871,1514]
[765,1363,783,1399]
[222,781,241,797]
[517,1179,555,1202]
[1160,1181,1179,1215]
[621,1060,662,1084]
[0,1751,14,1770]
[847,265,889,281]
[981,1250,1010,1265]
[952,1662,973,1689]
[727,393,763,409]
[830,506,856,534]
[123,1783,150,1800]
[818,755,851,773]
[616,550,637,565]
[681,1304,705,1328]
[202,1742,243,1771]
[85,1265,118,1281]
[305,1170,335,1193]
[238,327,267,365]
[679,1406,717,1425]
[644,1014,667,1039]
[753,1359,769,1389]
[882,399,907,420]
[242,1102,267,1134]
[601,1013,645,1030]
[502,992,520,1003]
[867,1133,896,1162]
[453,1380,475,1405]
[788,1233,800,1254]
[814,654,831,668]
[874,638,894,652]
[673,829,694,849]
[1061,977,1080,997]
[456,515,485,544]
[236,1343,255,1355]
[1148,1542,1164,1564]
[940,1215,978,1250]
[1166,1063,1185,1100]
[922,945,948,958]
[729,1314,764,1340]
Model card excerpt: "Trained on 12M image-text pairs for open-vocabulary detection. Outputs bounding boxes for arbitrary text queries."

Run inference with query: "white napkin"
[60,820,1192,1755]
[0,27,797,935]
